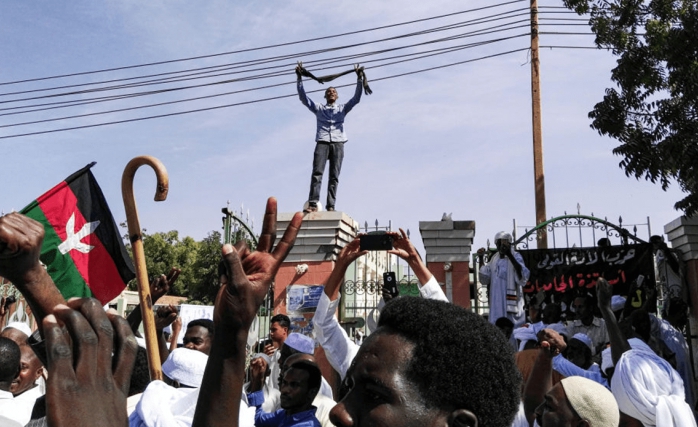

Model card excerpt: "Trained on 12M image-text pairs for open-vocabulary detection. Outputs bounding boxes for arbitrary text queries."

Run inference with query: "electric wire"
[0,25,530,117]
[0,48,528,140]
[0,34,530,128]
[0,0,528,87]
[0,8,531,100]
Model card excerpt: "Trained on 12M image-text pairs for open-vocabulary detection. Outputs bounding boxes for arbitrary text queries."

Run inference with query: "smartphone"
[382,272,399,298]
[360,232,393,251]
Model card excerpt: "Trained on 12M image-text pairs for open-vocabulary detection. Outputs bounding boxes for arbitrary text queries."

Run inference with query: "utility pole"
[530,0,548,248]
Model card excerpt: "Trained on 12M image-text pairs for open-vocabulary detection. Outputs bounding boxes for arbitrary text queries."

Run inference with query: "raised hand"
[323,237,367,300]
[216,198,303,332]
[155,304,178,331]
[596,277,613,311]
[0,213,65,326]
[150,267,180,303]
[193,198,302,427]
[44,298,137,427]
[537,328,567,355]
[0,213,44,286]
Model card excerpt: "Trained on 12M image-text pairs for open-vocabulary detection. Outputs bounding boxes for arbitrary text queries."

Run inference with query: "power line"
[0,35,529,128]
[2,20,530,111]
[1,8,530,100]
[0,47,528,140]
[0,0,528,87]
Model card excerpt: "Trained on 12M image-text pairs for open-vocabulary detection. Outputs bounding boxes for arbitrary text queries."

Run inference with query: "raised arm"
[341,67,364,114]
[523,329,565,424]
[314,237,367,378]
[0,213,65,334]
[597,277,631,365]
[388,228,448,302]
[296,65,318,113]
[192,198,302,427]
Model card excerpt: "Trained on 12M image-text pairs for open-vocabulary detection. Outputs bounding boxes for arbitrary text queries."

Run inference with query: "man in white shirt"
[566,294,609,356]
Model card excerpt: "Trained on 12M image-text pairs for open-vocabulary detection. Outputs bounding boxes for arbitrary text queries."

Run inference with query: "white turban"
[2,321,31,337]
[494,231,513,243]
[611,348,696,427]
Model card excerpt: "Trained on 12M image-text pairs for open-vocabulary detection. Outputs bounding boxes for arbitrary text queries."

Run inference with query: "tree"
[124,230,199,296]
[187,231,223,304]
[564,0,698,216]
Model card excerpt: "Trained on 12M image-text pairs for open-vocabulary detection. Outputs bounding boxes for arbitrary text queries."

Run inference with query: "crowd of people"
[0,197,696,427]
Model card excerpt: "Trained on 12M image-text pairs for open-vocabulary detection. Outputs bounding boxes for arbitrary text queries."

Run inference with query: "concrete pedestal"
[665,216,698,314]
[419,220,476,308]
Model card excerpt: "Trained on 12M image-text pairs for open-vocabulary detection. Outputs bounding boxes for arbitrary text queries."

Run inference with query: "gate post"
[274,210,358,395]
[664,216,698,315]
[418,220,476,308]
[274,211,358,314]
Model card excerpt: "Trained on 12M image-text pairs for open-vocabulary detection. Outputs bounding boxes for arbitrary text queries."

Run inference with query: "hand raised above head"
[596,277,613,311]
[155,304,178,331]
[387,228,419,263]
[537,328,566,354]
[150,267,181,303]
[216,197,303,332]
[44,298,137,427]
[0,213,45,285]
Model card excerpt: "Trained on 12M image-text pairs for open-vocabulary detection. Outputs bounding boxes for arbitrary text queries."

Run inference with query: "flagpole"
[121,156,169,381]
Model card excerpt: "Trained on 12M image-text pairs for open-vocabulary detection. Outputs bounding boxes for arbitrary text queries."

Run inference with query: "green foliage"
[122,228,223,303]
[564,0,698,215]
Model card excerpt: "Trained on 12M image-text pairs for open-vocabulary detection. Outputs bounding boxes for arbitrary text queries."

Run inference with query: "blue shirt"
[248,390,322,427]
[297,78,362,143]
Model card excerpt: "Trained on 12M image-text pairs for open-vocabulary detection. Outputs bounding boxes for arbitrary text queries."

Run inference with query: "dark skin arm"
[126,268,180,335]
[44,298,137,427]
[523,329,564,424]
[0,213,66,334]
[247,357,268,393]
[388,228,434,286]
[192,197,302,427]
[169,316,182,352]
[324,237,368,301]
[154,304,178,363]
[597,277,631,365]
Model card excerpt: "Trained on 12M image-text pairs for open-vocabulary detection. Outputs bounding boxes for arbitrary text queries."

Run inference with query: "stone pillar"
[419,220,475,308]
[664,216,698,316]
[274,211,358,395]
[274,211,358,313]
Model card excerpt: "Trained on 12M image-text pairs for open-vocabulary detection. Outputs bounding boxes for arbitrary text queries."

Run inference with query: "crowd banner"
[518,244,655,297]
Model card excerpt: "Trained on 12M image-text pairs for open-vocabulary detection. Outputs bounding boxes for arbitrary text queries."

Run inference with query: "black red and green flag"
[20,162,135,304]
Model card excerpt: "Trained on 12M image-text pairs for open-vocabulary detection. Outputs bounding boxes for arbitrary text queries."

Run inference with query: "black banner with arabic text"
[519,244,655,297]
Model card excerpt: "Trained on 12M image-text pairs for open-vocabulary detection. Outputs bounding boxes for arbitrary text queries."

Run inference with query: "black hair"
[128,346,150,396]
[378,297,521,427]
[494,317,514,329]
[187,318,215,337]
[287,359,322,392]
[271,314,291,330]
[0,337,21,384]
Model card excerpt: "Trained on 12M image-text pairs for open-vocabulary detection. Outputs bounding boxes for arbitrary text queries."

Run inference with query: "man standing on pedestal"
[296,64,364,213]
[478,231,530,327]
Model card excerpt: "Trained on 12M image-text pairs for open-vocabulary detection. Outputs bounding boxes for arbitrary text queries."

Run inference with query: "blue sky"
[0,0,686,256]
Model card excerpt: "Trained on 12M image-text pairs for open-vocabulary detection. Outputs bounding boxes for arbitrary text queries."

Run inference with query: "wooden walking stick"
[122,156,169,381]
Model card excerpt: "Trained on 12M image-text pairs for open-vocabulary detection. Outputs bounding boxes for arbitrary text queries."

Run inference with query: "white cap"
[162,348,208,388]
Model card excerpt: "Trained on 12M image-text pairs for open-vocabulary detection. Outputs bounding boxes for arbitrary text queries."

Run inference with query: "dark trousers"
[308,141,344,208]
